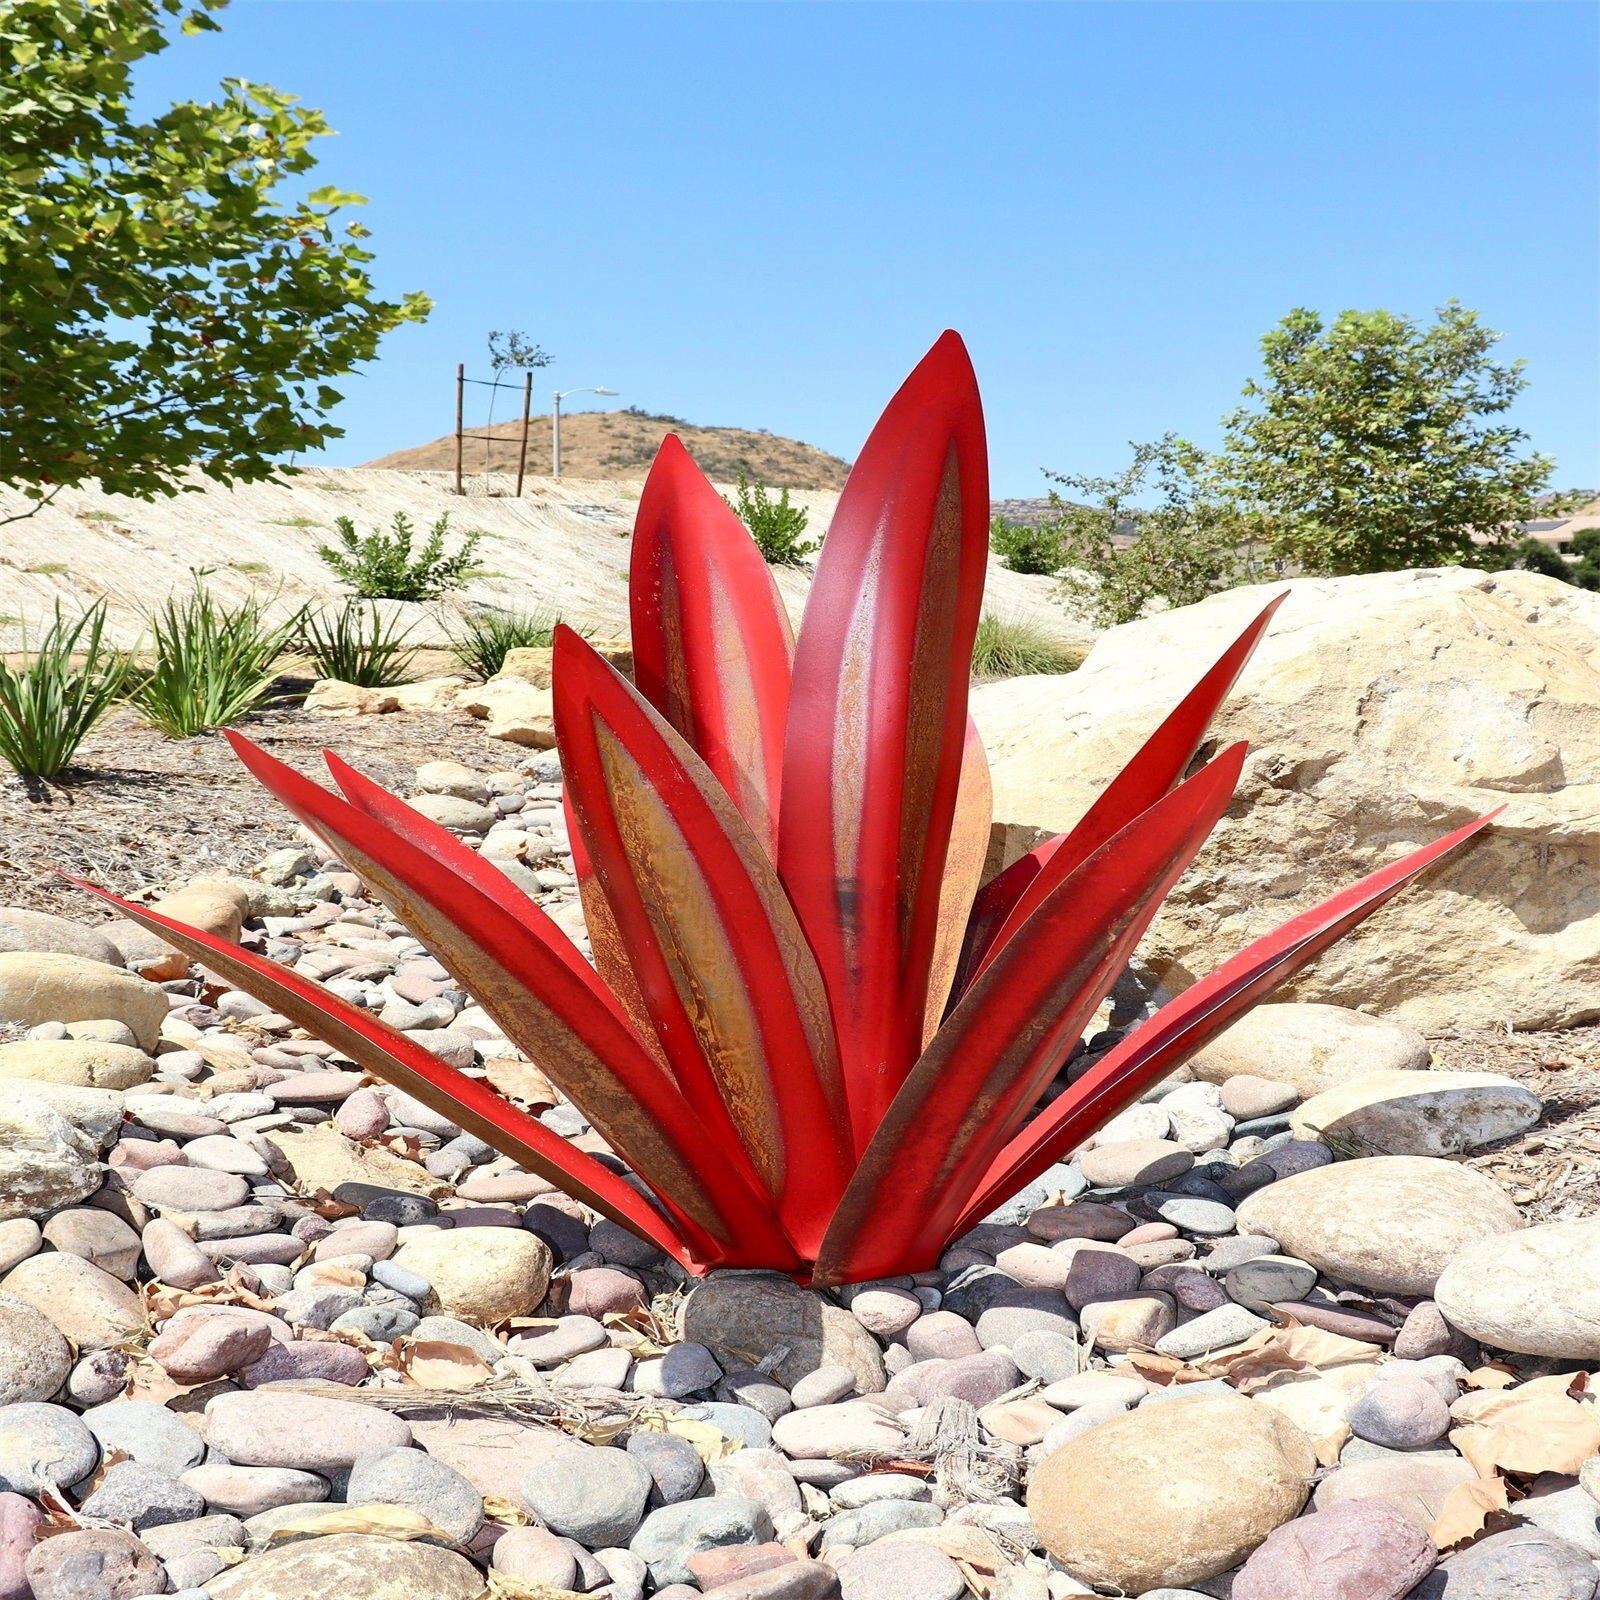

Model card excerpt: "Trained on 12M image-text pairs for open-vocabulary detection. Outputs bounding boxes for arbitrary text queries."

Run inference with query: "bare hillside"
[366,409,851,490]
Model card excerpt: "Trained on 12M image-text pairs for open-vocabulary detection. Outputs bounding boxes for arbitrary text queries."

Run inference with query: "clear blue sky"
[137,0,1599,497]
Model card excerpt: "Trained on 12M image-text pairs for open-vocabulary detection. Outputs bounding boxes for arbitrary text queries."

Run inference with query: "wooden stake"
[515,371,534,498]
[454,362,465,496]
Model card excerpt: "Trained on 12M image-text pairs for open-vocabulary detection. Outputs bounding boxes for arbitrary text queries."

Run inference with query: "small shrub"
[300,602,419,687]
[970,613,1079,680]
[450,605,565,680]
[317,511,483,601]
[724,469,817,566]
[128,582,303,738]
[0,602,128,779]
[989,515,1067,575]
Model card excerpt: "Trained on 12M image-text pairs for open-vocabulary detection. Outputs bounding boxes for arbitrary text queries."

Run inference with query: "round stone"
[0,953,167,1049]
[1347,1374,1451,1449]
[79,1459,206,1530]
[1410,1526,1600,1600]
[1224,1255,1319,1309]
[0,1253,143,1350]
[1027,1392,1317,1593]
[0,1040,152,1090]
[520,1443,651,1548]
[771,1404,905,1460]
[1232,1499,1437,1600]
[0,1098,102,1222]
[1235,1156,1523,1295]
[204,1532,484,1600]
[202,1391,411,1474]
[23,1527,163,1600]
[179,1465,329,1518]
[391,1228,551,1322]
[0,1402,99,1495]
[1185,1003,1429,1098]
[836,1541,966,1599]
[347,1446,484,1543]
[82,1400,206,1475]
[1435,1216,1600,1358]
[0,1295,71,1405]
[1079,1139,1194,1188]
[629,1496,776,1588]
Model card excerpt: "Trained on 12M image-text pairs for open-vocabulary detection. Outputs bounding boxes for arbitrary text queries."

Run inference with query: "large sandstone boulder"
[971,568,1600,1030]
[1027,1391,1316,1592]
[1186,1004,1430,1097]
[0,1040,152,1091]
[454,677,556,747]
[0,953,168,1050]
[0,909,123,968]
[206,1533,483,1600]
[0,1099,104,1222]
[1235,1155,1523,1295]
[1290,1069,1541,1157]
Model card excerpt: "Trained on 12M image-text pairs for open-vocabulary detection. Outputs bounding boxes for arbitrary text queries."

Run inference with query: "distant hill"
[365,408,851,490]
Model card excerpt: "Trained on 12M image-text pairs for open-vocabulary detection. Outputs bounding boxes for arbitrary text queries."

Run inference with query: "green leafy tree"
[482,329,550,468]
[724,469,817,566]
[0,0,430,523]
[1049,437,1256,627]
[1219,303,1553,575]
[317,510,483,601]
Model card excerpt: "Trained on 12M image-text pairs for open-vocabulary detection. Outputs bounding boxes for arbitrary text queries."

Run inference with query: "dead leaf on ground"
[395,1339,495,1390]
[483,1059,557,1108]
[1451,1388,1600,1477]
[1430,1473,1513,1549]
[268,1505,457,1543]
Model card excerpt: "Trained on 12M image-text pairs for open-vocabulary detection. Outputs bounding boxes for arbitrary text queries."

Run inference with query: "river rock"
[683,1273,887,1394]
[390,1227,550,1321]
[521,1443,651,1547]
[771,1404,905,1460]
[1180,1005,1432,1097]
[1292,1069,1541,1157]
[0,1253,144,1349]
[1435,1216,1600,1357]
[0,1040,152,1089]
[42,1208,140,1279]
[0,1097,102,1221]
[1234,1156,1523,1294]
[630,1496,776,1587]
[206,1532,484,1600]
[82,1401,206,1475]
[1410,1526,1600,1599]
[0,953,167,1049]
[0,909,125,967]
[0,1402,99,1494]
[0,1491,42,1600]
[347,1446,484,1543]
[203,1391,411,1473]
[1311,1453,1478,1527]
[0,1296,71,1405]
[22,1527,163,1600]
[179,1465,327,1517]
[1232,1499,1437,1600]
[1026,1392,1317,1592]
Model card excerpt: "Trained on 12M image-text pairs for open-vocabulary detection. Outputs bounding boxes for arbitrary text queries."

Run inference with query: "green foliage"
[449,605,566,681]
[128,580,302,737]
[0,0,430,520]
[724,470,817,566]
[1219,303,1553,575]
[1049,437,1256,628]
[299,602,418,687]
[317,511,483,601]
[989,515,1067,576]
[0,602,128,778]
[1488,534,1600,592]
[1570,527,1600,563]
[970,613,1079,680]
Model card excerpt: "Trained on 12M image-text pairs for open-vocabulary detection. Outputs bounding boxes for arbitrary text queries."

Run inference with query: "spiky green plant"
[0,602,128,778]
[300,602,419,688]
[449,605,565,680]
[971,612,1079,680]
[128,582,302,738]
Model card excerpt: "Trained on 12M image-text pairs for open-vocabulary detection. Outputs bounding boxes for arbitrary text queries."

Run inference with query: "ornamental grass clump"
[0,601,128,778]
[85,333,1495,1285]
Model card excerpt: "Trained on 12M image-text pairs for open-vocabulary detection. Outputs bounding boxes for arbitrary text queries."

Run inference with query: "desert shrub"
[970,613,1079,680]
[724,469,817,566]
[989,515,1067,575]
[128,582,302,738]
[317,511,483,601]
[449,605,566,680]
[0,602,128,778]
[299,602,419,687]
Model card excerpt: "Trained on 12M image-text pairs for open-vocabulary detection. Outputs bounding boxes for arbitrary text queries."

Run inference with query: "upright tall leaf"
[555,627,853,1257]
[923,720,992,1047]
[630,435,795,856]
[815,745,1247,1284]
[778,331,990,1146]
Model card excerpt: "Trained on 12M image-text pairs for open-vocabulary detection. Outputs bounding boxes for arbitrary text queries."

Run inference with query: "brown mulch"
[0,698,506,919]
[1436,1025,1600,1221]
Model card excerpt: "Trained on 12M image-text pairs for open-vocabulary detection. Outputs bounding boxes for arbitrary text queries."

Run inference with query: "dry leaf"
[479,1569,586,1600]
[482,1496,533,1528]
[1466,1363,1520,1390]
[1450,1389,1600,1477]
[269,1505,456,1543]
[1430,1473,1512,1549]
[396,1340,495,1390]
[484,1059,558,1108]
[664,1417,743,1464]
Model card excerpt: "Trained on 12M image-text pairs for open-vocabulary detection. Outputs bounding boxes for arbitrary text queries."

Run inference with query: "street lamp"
[551,386,618,479]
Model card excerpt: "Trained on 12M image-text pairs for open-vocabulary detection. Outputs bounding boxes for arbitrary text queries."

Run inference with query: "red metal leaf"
[814,744,1248,1285]
[630,435,795,857]
[922,719,992,1048]
[778,331,990,1148]
[958,808,1501,1232]
[221,731,799,1271]
[962,593,1287,986]
[553,627,853,1258]
[68,877,708,1271]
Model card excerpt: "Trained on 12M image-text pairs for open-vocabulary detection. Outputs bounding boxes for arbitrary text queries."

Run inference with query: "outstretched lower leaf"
[958,808,1501,1231]
[779,331,990,1147]
[69,879,706,1270]
[554,627,853,1256]
[630,435,795,856]
[815,744,1247,1285]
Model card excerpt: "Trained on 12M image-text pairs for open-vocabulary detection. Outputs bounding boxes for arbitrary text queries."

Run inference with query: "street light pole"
[550,386,618,479]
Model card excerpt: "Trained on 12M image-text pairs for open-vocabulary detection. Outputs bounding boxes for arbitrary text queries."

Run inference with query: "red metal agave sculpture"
[83,333,1494,1286]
